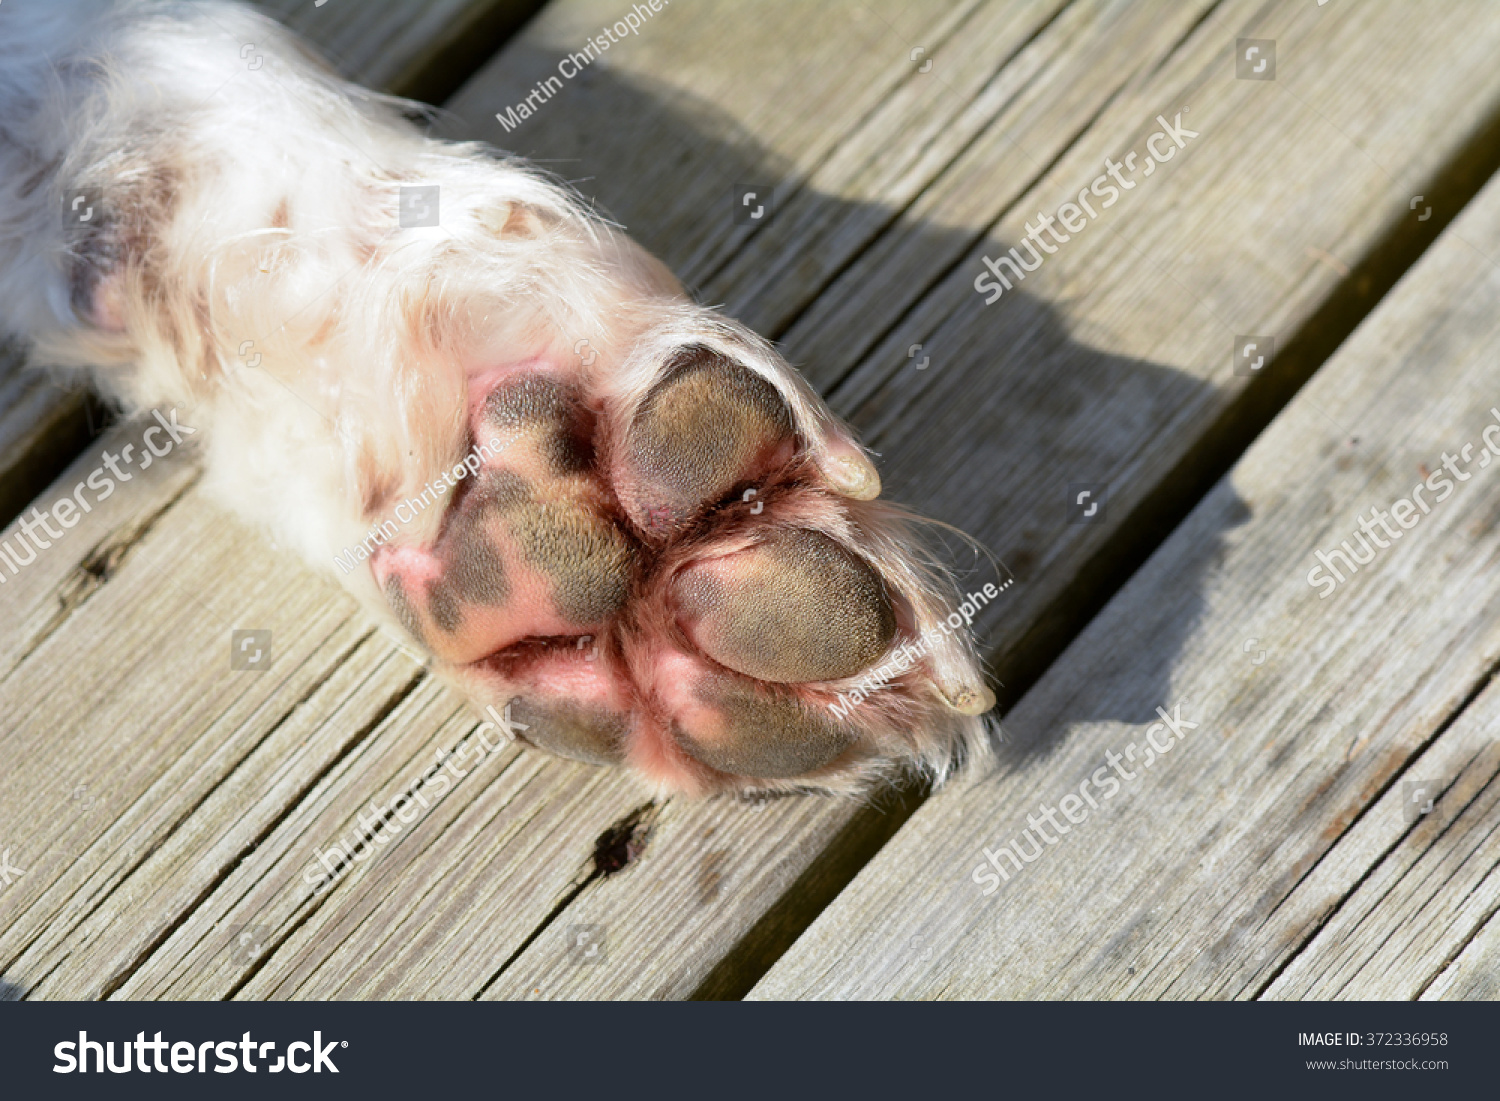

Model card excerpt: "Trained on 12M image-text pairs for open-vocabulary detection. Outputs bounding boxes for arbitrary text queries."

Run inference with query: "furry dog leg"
[0,0,995,795]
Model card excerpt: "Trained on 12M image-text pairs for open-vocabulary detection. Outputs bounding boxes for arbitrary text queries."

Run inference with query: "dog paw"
[0,0,990,796]
[368,333,993,795]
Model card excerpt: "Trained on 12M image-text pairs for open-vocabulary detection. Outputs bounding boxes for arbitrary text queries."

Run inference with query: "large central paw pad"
[372,342,992,794]
[374,376,632,666]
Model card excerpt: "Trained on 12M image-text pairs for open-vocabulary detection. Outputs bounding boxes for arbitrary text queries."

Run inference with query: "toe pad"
[619,346,795,536]
[673,528,897,684]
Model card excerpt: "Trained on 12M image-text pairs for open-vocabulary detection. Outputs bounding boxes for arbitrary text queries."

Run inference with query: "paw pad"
[373,341,990,793]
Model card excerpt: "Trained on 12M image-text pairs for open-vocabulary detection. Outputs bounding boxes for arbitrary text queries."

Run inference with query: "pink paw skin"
[373,341,996,796]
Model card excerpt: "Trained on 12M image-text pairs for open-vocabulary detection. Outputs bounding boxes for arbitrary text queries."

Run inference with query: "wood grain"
[1424,907,1500,1000]
[1263,732,1500,1000]
[0,457,412,996]
[750,150,1500,999]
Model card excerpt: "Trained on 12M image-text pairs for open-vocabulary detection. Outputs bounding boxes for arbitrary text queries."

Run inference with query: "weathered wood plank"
[706,0,1172,355]
[15,631,419,999]
[118,681,643,1000]
[1262,728,1500,1000]
[0,452,420,996]
[0,413,199,679]
[822,0,1500,699]
[455,0,1500,998]
[749,146,1500,999]
[480,787,922,1000]
[1423,907,1500,1000]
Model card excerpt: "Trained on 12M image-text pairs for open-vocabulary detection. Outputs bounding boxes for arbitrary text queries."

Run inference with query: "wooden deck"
[2,0,1499,1000]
